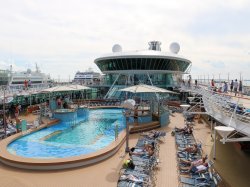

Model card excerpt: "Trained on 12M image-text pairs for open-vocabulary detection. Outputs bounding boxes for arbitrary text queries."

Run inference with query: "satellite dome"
[27,68,32,73]
[112,44,122,53]
[170,42,180,54]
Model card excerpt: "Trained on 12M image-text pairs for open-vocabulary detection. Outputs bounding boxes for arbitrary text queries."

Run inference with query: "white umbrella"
[41,85,90,93]
[40,85,78,93]
[119,84,178,94]
[0,95,13,104]
[68,84,91,102]
[68,84,91,90]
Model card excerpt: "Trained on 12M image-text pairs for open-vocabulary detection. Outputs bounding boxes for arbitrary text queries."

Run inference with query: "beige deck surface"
[0,114,183,187]
[227,92,250,108]
[0,113,249,186]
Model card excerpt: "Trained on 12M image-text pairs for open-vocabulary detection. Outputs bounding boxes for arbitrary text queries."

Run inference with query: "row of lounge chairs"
[88,101,121,107]
[0,118,41,140]
[222,102,250,123]
[117,130,166,187]
[0,123,17,139]
[208,94,250,123]
[168,106,184,114]
[174,126,222,187]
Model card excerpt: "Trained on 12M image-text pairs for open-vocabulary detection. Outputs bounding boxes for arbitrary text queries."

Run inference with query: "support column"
[213,122,216,160]
[210,116,213,138]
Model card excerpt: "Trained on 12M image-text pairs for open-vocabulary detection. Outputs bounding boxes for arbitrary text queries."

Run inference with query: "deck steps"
[129,121,160,134]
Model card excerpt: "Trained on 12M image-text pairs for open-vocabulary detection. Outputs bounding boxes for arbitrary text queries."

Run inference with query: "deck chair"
[212,172,222,187]
[119,174,145,183]
[122,170,150,180]
[180,176,211,186]
[0,132,5,139]
[34,120,40,128]
[117,180,143,187]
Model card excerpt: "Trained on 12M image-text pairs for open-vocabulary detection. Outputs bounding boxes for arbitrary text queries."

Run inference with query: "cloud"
[204,61,225,69]
[0,0,249,80]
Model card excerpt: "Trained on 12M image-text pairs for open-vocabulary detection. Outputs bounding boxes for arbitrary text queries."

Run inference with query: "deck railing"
[181,85,250,137]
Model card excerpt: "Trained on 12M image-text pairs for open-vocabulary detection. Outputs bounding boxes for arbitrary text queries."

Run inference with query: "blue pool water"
[7,109,125,159]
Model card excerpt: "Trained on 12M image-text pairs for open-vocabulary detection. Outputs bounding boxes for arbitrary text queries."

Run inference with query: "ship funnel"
[215,126,235,144]
[148,41,161,51]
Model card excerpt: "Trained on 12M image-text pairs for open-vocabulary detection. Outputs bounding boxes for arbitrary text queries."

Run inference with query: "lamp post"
[3,86,6,137]
[124,109,130,152]
[121,99,136,153]
[180,104,191,120]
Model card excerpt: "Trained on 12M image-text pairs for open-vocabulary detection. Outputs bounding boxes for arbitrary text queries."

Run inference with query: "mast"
[35,63,40,73]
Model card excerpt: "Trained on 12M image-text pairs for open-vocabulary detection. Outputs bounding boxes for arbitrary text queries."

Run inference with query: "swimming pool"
[7,108,125,159]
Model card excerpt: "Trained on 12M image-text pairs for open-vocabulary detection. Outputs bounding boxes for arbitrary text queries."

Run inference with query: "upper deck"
[94,42,192,74]
[182,85,250,138]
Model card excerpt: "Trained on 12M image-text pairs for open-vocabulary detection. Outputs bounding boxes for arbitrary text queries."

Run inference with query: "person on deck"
[179,144,198,154]
[28,80,32,87]
[15,117,21,133]
[134,105,139,124]
[211,79,215,88]
[223,81,228,93]
[129,145,154,157]
[24,80,28,90]
[180,155,208,166]
[181,162,208,173]
[234,79,238,96]
[15,105,19,118]
[175,123,193,134]
[230,80,234,93]
[239,80,243,97]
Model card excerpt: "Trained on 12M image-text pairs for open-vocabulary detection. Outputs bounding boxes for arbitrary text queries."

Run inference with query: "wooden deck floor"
[0,113,249,186]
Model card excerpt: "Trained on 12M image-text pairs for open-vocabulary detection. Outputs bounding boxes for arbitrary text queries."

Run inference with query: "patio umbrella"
[0,95,14,104]
[68,84,91,91]
[68,84,91,102]
[40,86,78,109]
[119,84,178,115]
[40,85,91,106]
[119,84,178,94]
[40,85,78,93]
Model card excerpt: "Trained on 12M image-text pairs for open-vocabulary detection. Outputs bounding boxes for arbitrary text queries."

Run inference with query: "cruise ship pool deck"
[0,112,249,186]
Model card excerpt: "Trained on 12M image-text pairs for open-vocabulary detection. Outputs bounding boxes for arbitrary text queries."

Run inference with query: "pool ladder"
[70,113,77,128]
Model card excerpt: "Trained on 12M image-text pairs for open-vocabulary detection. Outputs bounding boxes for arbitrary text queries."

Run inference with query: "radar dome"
[112,44,122,53]
[27,69,32,73]
[170,42,180,54]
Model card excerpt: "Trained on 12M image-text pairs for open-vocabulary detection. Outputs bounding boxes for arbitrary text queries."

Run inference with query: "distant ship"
[8,64,52,87]
[73,68,102,85]
[0,69,11,86]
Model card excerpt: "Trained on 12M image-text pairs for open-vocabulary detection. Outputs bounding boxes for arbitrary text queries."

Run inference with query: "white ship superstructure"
[8,65,52,87]
[73,68,101,85]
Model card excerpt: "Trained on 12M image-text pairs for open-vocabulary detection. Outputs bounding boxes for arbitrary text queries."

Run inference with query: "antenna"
[148,41,161,51]
[35,63,40,72]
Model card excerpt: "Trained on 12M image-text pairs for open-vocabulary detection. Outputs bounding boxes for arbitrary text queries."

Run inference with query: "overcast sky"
[0,0,249,81]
